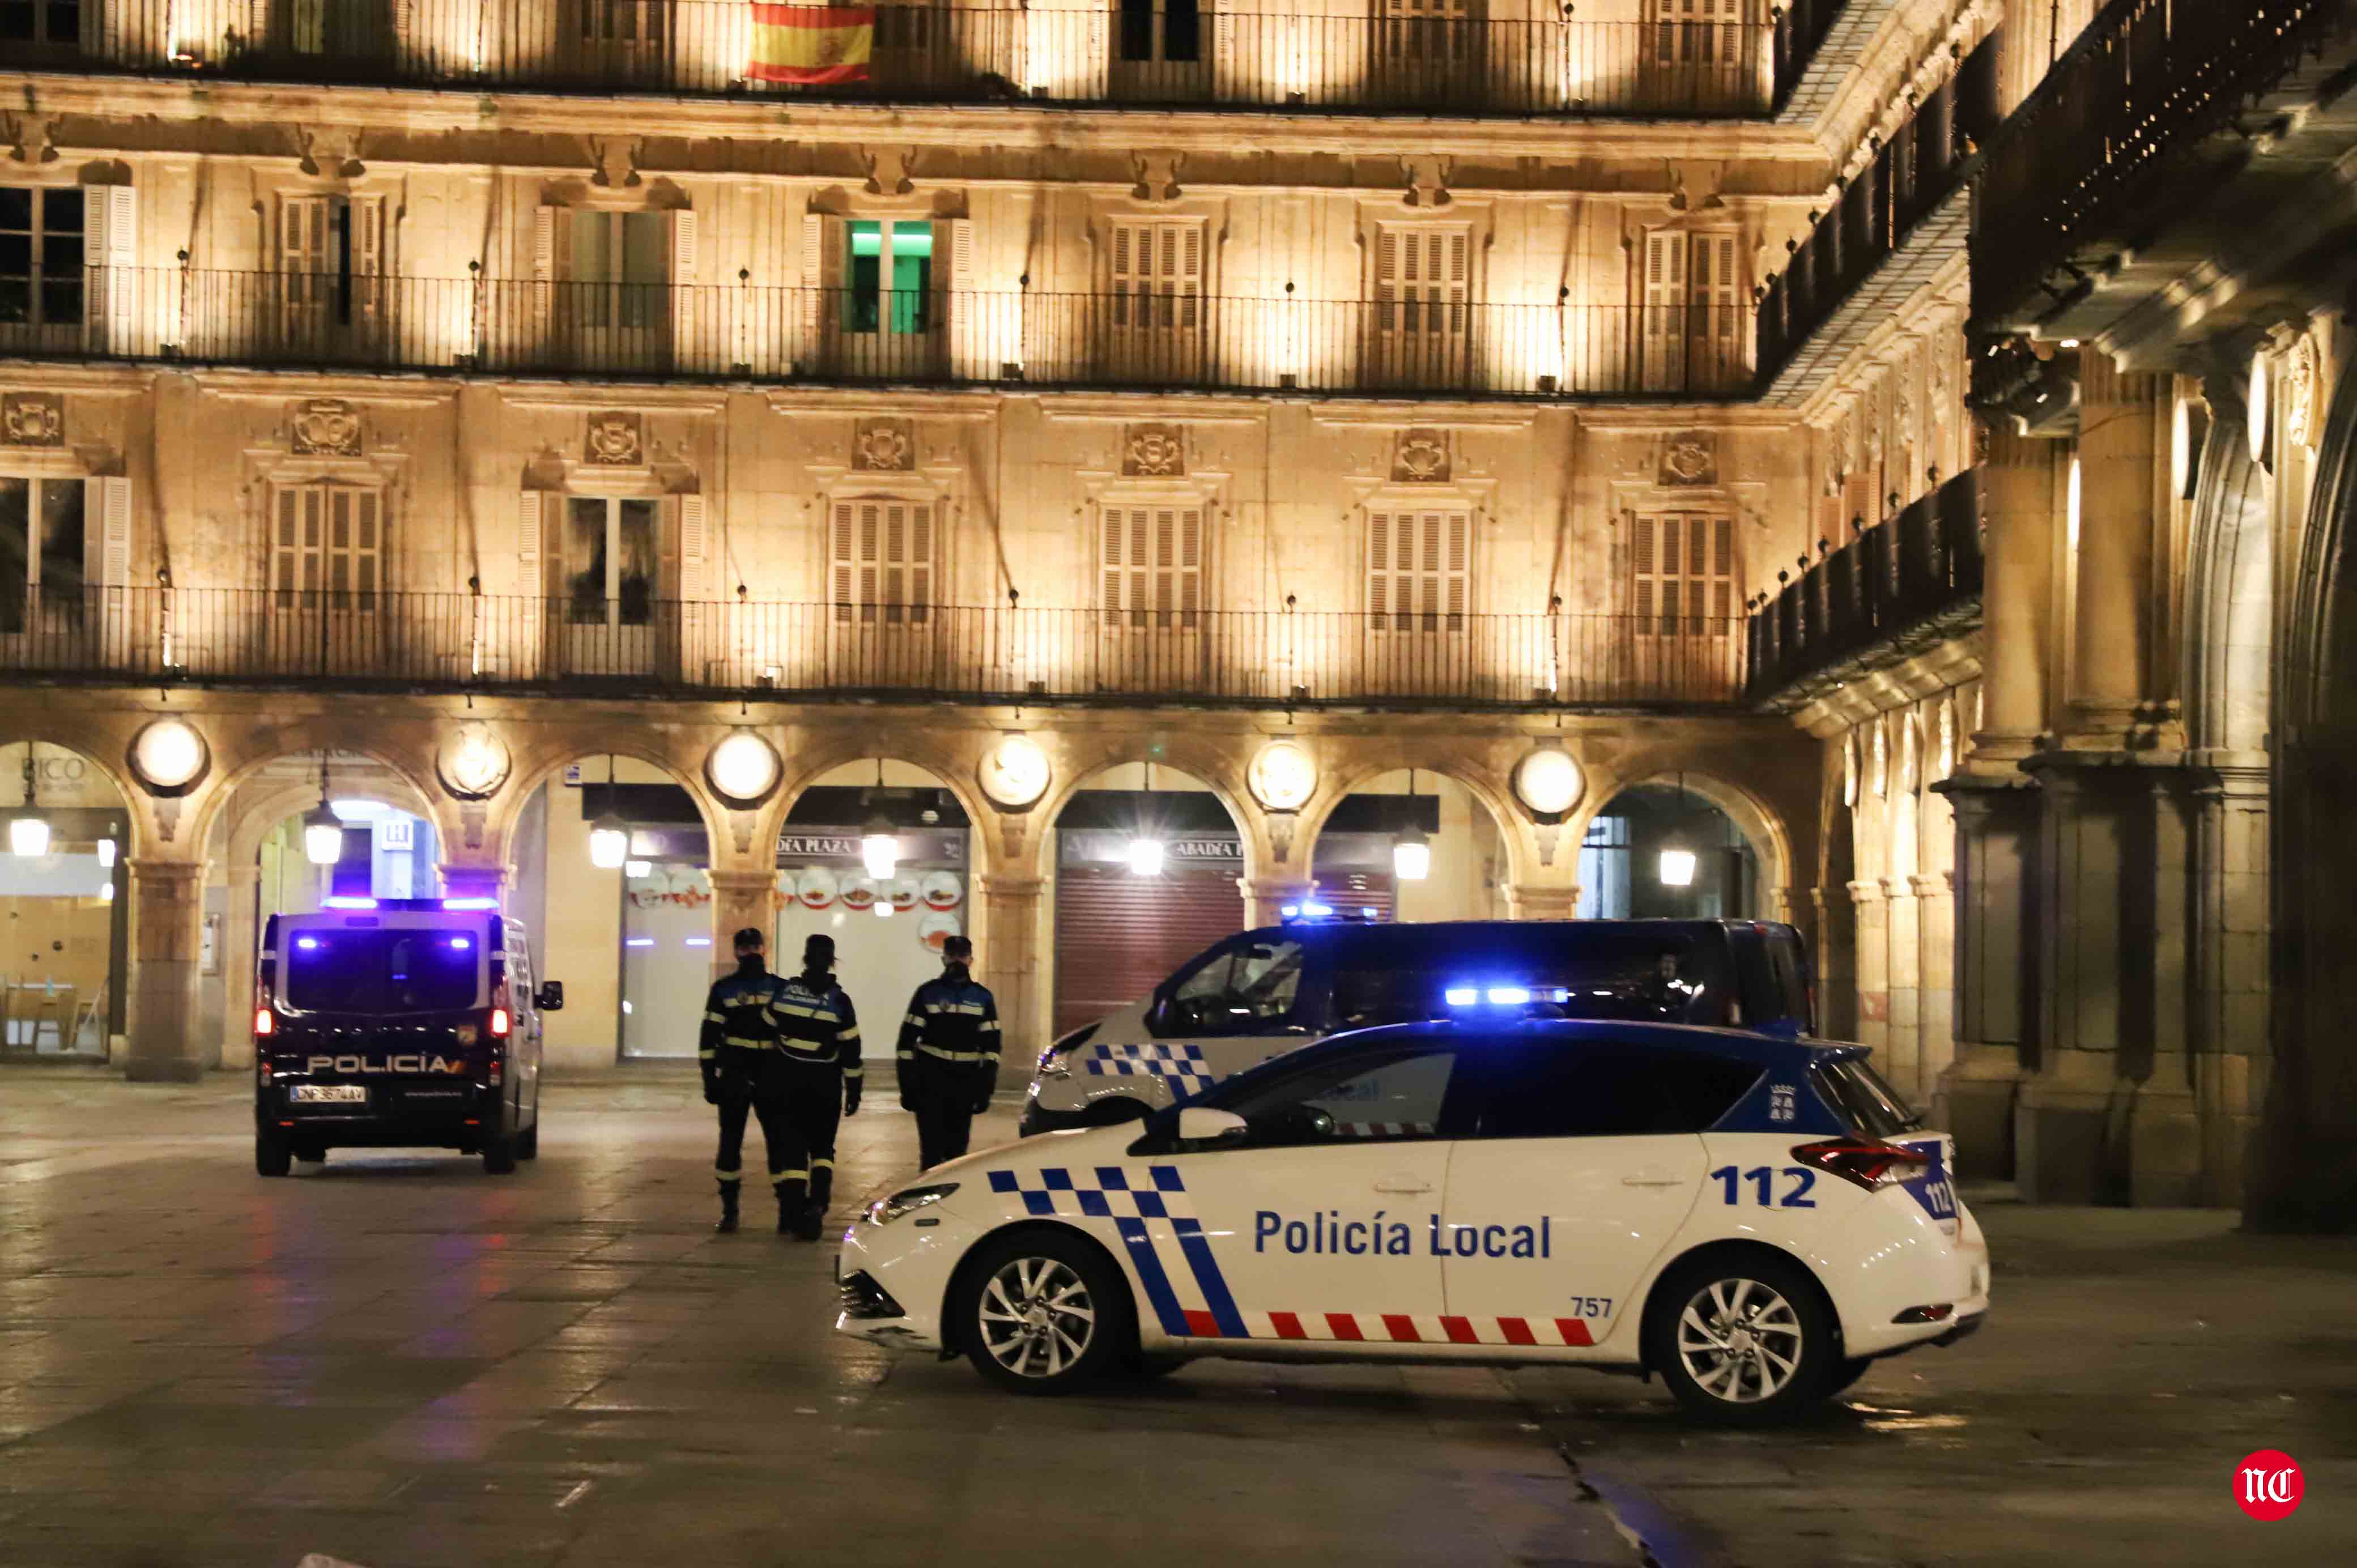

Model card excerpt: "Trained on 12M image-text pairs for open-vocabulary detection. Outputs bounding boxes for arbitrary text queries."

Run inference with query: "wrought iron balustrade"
[0,267,1755,399]
[0,589,1747,709]
[1745,465,1984,704]
[10,1,1800,118]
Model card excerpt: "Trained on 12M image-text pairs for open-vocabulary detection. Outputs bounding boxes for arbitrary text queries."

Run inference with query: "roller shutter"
[1052,866,1242,1039]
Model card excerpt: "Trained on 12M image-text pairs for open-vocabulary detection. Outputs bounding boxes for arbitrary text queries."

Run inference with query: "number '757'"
[1709,1165,1817,1208]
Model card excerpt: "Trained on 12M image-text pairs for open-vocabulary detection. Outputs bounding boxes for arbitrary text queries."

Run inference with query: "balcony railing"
[1745,466,1982,704]
[2,269,1755,399]
[1754,30,2003,385]
[10,1,1809,119]
[0,591,1746,710]
[1971,0,2355,327]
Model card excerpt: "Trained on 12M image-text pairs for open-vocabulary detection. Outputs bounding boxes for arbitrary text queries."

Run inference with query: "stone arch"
[1294,752,1533,895]
[494,735,731,877]
[1575,760,1798,917]
[191,730,458,876]
[222,773,440,876]
[1030,737,1265,886]
[764,727,1000,879]
[2183,393,2273,755]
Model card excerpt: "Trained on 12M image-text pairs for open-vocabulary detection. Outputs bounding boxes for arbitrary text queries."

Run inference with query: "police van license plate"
[291,1085,367,1103]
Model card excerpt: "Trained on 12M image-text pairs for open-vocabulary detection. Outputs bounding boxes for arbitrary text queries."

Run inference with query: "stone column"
[706,867,778,981]
[972,874,1047,1087]
[1810,884,1859,1041]
[1504,883,1580,922]
[1973,420,2066,765]
[1849,880,1889,1053]
[2190,762,2269,1207]
[2066,358,2168,742]
[1238,876,1313,930]
[1910,870,1958,1110]
[125,858,211,1082]
[1882,874,1923,1096]
[220,861,260,1071]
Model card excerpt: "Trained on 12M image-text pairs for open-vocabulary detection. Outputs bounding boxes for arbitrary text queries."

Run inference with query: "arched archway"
[1044,759,1255,1041]
[1304,765,1517,923]
[1576,774,1781,921]
[0,739,133,1061]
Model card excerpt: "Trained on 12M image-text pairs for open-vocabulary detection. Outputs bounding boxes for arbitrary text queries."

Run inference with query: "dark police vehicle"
[254,897,563,1176]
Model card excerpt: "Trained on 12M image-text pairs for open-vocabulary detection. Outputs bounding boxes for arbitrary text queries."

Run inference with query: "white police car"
[839,1017,1988,1423]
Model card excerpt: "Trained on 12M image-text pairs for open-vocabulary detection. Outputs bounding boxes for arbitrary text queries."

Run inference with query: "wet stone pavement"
[1,1071,2350,1567]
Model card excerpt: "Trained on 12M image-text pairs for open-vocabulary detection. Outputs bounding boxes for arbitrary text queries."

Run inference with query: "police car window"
[1470,1046,1762,1139]
[1328,930,1724,1030]
[284,930,480,1014]
[1160,938,1305,1036]
[1212,1044,1458,1148]
[1811,1059,1920,1139]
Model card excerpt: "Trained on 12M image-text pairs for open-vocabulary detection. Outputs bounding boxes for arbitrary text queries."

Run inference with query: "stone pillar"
[1238,876,1313,930]
[972,874,1047,1086]
[2066,359,2168,742]
[1910,871,1958,1110]
[1974,420,2066,765]
[2190,762,2269,1207]
[1504,883,1580,922]
[125,858,211,1082]
[1810,885,1859,1041]
[1882,875,1922,1096]
[1849,880,1888,1052]
[220,862,260,1071]
[707,868,778,981]
[1935,781,2036,1181]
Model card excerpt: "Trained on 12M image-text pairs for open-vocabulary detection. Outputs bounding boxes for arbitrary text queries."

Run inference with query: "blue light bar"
[442,897,499,911]
[449,937,471,950]
[322,897,377,910]
[1486,986,1531,1005]
[1281,904,1301,919]
[1304,901,1333,918]
[1444,987,1478,1006]
[296,937,321,951]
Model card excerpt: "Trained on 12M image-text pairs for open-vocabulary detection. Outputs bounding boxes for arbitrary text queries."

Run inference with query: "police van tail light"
[254,1006,275,1038]
[1790,1139,1929,1192]
[489,1007,511,1040]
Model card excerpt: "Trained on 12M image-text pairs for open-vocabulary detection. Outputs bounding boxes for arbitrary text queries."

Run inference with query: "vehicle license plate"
[291,1084,367,1103]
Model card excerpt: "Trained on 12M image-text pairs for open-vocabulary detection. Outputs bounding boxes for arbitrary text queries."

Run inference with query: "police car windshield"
[284,929,481,1014]
[1327,927,1726,1030]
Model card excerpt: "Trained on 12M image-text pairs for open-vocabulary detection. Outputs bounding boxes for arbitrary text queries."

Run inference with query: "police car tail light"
[1790,1139,1929,1191]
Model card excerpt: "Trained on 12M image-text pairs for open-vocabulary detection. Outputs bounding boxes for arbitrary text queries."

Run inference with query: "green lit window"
[844,220,933,335]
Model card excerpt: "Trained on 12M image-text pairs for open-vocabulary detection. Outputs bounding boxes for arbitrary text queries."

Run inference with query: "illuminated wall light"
[301,804,344,868]
[129,718,207,791]
[1393,827,1431,882]
[861,820,901,881]
[707,730,782,804]
[99,881,115,903]
[590,821,631,870]
[10,815,50,858]
[1658,849,1699,888]
[97,837,117,869]
[1128,838,1166,877]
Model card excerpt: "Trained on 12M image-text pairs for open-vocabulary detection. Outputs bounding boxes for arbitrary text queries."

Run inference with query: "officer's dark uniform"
[895,938,999,1170]
[700,929,793,1232]
[763,934,862,1241]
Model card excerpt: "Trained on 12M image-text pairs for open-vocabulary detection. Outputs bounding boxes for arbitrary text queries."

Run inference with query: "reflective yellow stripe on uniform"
[716,1166,742,1181]
[772,1168,808,1184]
[843,1066,864,1079]
[978,1020,999,1032]
[916,1044,984,1062]
[724,1037,776,1050]
[704,1011,726,1024]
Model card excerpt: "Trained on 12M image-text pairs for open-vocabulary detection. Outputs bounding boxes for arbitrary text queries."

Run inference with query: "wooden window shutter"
[1367,509,1393,620]
[84,476,131,592]
[80,185,136,351]
[1631,514,1656,625]
[1641,231,1683,391]
[1444,508,1469,621]
[1711,515,1735,620]
[669,206,699,356]
[908,502,934,617]
[532,205,556,335]
[830,497,857,618]
[517,490,545,642]
[1374,229,1399,331]
[1177,505,1202,625]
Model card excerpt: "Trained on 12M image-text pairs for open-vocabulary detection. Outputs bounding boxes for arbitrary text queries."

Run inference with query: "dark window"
[0,0,81,48]
[1324,924,1733,1031]
[0,475,85,634]
[1469,1043,1763,1139]
[1154,935,1307,1037]
[284,928,483,1014]
[1205,1042,1460,1148]
[1810,1059,1920,1139]
[0,186,85,328]
[1120,0,1201,63]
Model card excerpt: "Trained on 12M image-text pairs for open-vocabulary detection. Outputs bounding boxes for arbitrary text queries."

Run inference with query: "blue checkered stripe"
[1083,1042,1218,1099]
[984,1165,1244,1340]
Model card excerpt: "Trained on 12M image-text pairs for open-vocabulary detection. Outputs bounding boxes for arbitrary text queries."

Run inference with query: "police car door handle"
[1622,1169,1684,1187]
[1373,1175,1431,1195]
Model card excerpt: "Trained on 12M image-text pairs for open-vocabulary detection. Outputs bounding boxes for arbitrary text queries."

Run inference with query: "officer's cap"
[732,926,765,950]
[805,933,837,962]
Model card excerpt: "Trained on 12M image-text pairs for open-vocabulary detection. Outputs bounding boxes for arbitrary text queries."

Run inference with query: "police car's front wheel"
[960,1230,1131,1395]
[1648,1254,1839,1425]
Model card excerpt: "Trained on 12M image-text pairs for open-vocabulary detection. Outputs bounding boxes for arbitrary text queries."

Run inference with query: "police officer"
[764,933,862,1241]
[895,934,999,1169]
[700,926,792,1234]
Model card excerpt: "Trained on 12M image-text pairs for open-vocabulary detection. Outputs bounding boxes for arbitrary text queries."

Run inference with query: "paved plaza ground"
[0,1070,2348,1566]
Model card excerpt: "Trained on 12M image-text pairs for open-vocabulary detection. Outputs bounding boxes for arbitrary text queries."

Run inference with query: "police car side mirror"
[537,982,564,1012]
[1176,1106,1248,1144]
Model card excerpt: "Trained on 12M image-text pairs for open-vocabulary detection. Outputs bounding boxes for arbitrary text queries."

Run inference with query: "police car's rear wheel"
[254,1127,292,1178]
[962,1232,1129,1395]
[1650,1255,1837,1425]
[480,1134,517,1175]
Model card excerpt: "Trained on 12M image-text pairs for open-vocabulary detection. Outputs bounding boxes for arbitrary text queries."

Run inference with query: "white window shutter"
[84,185,137,352]
[678,492,710,659]
[669,206,699,361]
[801,212,826,363]
[1641,231,1683,392]
[88,476,132,591]
[1631,514,1657,625]
[1101,505,1128,615]
[517,491,545,654]
[908,503,934,616]
[353,198,385,325]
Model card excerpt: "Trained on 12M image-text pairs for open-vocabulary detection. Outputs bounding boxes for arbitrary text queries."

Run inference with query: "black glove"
[843,1080,862,1117]
[701,1067,720,1106]
[971,1088,993,1116]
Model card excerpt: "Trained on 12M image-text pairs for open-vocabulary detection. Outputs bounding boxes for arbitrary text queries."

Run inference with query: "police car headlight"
[867,1183,959,1226]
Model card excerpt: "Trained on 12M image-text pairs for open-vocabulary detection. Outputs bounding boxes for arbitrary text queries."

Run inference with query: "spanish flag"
[750,5,875,86]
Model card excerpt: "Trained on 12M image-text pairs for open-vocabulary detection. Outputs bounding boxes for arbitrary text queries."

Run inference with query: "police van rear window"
[285,930,482,1014]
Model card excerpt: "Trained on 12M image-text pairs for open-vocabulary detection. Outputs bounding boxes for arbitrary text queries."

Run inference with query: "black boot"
[798,1166,833,1241]
[715,1182,740,1234]
[776,1178,803,1234]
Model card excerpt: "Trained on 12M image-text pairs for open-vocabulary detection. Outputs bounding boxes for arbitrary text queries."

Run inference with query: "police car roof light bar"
[322,896,378,910]
[441,897,499,910]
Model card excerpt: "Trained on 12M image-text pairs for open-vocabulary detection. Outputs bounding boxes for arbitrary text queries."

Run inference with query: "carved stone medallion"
[290,398,361,457]
[1658,429,1717,487]
[854,417,915,472]
[1,392,63,447]
[1393,428,1450,483]
[1122,423,1185,477]
[586,411,643,466]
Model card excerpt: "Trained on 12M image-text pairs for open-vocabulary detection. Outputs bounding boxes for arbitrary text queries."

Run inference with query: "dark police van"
[1022,917,1817,1134]
[253,898,563,1176]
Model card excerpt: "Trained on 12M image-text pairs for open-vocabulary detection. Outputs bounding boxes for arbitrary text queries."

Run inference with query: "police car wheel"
[1649,1255,1837,1424]
[961,1232,1130,1394]
[516,1122,539,1160]
[480,1135,517,1175]
[254,1128,292,1178]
